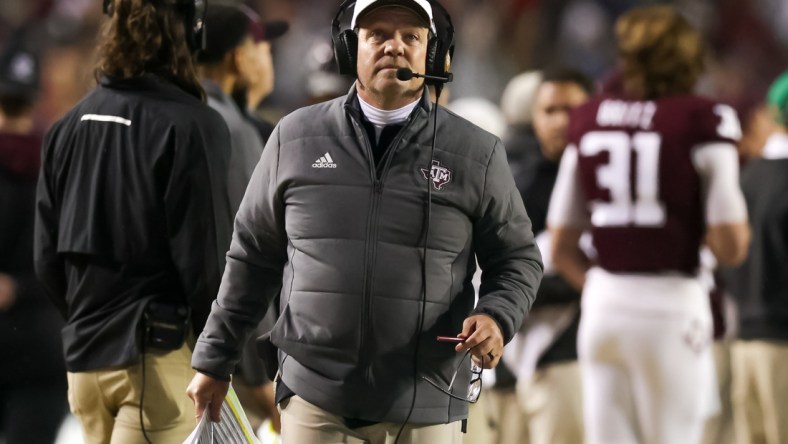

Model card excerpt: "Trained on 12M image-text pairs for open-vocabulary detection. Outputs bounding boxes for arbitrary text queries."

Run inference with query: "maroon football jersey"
[567,94,740,274]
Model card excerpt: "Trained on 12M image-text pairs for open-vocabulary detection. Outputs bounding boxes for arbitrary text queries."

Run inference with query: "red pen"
[436,336,465,344]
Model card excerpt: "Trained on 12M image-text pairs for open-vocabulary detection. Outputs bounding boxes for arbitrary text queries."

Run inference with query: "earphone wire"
[140,326,153,444]
[394,86,441,444]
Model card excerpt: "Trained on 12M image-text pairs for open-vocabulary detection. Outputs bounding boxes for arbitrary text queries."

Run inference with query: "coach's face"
[355,7,429,109]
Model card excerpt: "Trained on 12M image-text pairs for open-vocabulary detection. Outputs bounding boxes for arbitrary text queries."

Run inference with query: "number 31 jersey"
[550,94,742,274]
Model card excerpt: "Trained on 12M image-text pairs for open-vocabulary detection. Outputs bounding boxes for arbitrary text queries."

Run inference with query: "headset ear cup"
[425,36,439,84]
[429,0,455,84]
[334,30,358,77]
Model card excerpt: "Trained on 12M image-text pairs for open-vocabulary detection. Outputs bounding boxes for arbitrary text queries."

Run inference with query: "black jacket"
[722,154,788,341]
[0,132,65,383]
[193,86,543,424]
[34,75,233,372]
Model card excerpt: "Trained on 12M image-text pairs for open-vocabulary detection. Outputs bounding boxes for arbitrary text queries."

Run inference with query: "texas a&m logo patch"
[421,160,453,191]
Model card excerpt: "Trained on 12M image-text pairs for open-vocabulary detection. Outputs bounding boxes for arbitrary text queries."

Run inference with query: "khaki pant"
[67,344,195,444]
[702,341,735,444]
[517,361,583,444]
[279,395,463,444]
[465,391,494,444]
[731,340,788,444]
[234,379,278,431]
[483,387,529,444]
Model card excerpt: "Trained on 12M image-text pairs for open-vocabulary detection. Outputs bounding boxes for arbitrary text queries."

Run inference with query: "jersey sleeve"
[694,101,742,146]
[691,143,748,225]
[689,99,747,225]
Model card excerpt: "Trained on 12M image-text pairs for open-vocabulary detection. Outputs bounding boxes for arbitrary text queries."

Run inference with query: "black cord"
[394,86,441,443]
[140,327,153,444]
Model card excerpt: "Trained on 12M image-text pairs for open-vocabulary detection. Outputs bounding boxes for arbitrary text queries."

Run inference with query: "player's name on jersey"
[596,99,657,130]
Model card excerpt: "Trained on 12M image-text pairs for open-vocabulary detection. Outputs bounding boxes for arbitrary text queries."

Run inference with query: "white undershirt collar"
[357,96,417,128]
[762,133,788,159]
[357,96,418,143]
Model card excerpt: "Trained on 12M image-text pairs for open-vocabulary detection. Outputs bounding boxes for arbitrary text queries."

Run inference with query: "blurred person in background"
[501,70,542,196]
[446,97,505,138]
[199,5,289,441]
[444,95,506,444]
[303,30,354,105]
[187,0,543,442]
[602,58,742,444]
[0,30,67,444]
[33,0,232,442]
[468,69,544,444]
[526,68,593,239]
[548,5,750,444]
[230,4,289,145]
[197,3,272,215]
[227,5,289,442]
[510,66,592,444]
[720,71,788,444]
[698,92,778,444]
[737,102,776,162]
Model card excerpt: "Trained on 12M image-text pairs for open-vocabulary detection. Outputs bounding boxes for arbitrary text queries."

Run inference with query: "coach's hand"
[455,314,504,369]
[186,372,230,423]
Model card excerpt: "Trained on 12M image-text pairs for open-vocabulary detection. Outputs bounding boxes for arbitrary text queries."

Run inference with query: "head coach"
[187,0,543,442]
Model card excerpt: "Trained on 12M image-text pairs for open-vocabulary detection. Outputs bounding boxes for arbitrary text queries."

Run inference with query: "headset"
[102,0,207,51]
[331,0,455,86]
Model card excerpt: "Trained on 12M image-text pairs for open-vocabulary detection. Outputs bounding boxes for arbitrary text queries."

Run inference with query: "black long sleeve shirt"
[34,75,232,371]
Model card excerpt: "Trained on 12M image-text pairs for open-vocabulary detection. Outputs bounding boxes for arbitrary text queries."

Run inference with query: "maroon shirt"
[0,131,42,181]
[568,94,740,274]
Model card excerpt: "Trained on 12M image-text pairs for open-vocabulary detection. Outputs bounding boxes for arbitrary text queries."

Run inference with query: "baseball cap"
[198,4,289,64]
[238,4,289,43]
[0,42,39,99]
[351,0,436,34]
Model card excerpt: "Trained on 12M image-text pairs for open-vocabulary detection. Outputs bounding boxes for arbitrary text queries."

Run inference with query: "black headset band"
[332,0,355,34]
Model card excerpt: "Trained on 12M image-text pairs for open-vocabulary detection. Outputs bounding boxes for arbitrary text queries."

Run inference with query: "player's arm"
[551,227,587,291]
[692,142,750,266]
[707,224,749,266]
[547,145,591,291]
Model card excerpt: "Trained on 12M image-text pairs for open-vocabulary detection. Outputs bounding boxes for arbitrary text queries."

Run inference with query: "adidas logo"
[312,152,337,168]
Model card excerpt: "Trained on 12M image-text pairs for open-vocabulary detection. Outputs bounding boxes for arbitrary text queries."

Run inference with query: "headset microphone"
[396,68,453,83]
